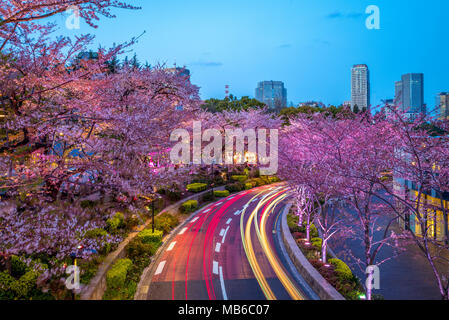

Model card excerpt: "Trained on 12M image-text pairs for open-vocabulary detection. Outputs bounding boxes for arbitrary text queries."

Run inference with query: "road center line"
[191,217,199,223]
[219,266,228,300]
[215,242,221,253]
[166,241,176,252]
[226,218,232,225]
[219,228,225,236]
[234,210,241,216]
[155,261,166,275]
[179,227,188,235]
[213,261,219,275]
[221,226,230,243]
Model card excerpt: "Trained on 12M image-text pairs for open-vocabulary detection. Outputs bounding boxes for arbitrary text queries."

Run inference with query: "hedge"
[138,229,163,245]
[310,237,322,250]
[186,183,207,193]
[225,182,245,193]
[214,190,230,198]
[106,212,125,233]
[106,258,133,290]
[154,213,179,235]
[181,200,198,213]
[329,258,353,281]
[231,175,248,183]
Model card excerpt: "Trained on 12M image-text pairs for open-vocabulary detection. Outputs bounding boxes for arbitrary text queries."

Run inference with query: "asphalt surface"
[146,184,315,300]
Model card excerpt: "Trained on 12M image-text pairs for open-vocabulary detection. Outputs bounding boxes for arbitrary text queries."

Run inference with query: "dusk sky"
[58,0,449,108]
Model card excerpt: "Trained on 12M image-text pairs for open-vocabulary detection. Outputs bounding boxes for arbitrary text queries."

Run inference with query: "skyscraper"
[437,92,449,120]
[396,73,425,116]
[351,64,370,112]
[255,81,287,109]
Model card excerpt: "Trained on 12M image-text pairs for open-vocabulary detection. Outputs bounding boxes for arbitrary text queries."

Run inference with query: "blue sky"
[58,0,449,108]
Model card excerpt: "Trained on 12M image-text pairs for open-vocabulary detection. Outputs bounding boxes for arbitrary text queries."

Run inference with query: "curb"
[80,186,225,300]
[280,203,345,300]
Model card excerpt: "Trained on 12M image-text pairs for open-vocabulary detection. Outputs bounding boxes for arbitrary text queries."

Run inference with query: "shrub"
[10,270,39,298]
[106,212,125,233]
[329,258,353,281]
[311,237,323,250]
[84,228,108,239]
[180,200,198,213]
[167,190,181,201]
[138,229,163,245]
[124,215,141,230]
[80,200,98,209]
[231,175,248,183]
[10,255,29,278]
[126,238,156,260]
[106,259,133,290]
[214,190,230,198]
[154,213,179,235]
[202,191,215,202]
[225,182,244,193]
[186,183,208,193]
[309,224,319,238]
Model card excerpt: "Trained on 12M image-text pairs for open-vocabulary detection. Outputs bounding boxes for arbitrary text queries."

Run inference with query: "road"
[146,184,317,300]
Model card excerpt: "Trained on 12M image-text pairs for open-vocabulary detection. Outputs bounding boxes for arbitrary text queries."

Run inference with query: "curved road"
[146,184,316,300]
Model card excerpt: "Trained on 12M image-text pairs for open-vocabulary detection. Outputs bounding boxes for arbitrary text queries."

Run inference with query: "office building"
[351,64,370,112]
[437,92,449,120]
[255,81,287,109]
[395,73,425,117]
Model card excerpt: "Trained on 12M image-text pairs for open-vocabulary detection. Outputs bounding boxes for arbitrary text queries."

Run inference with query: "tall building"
[351,64,370,112]
[395,73,425,116]
[255,81,287,109]
[437,92,449,120]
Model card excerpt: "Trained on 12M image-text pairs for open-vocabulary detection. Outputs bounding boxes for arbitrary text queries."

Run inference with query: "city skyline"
[57,0,449,110]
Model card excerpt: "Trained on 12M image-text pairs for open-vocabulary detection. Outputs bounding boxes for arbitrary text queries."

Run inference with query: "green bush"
[10,255,29,278]
[126,238,156,260]
[0,271,15,299]
[311,237,323,250]
[10,270,39,298]
[225,182,245,193]
[106,212,125,233]
[84,228,108,239]
[138,229,163,245]
[214,190,230,198]
[154,213,179,235]
[309,224,319,238]
[106,259,133,290]
[231,175,248,183]
[80,200,98,209]
[329,258,353,281]
[180,200,198,213]
[186,183,208,193]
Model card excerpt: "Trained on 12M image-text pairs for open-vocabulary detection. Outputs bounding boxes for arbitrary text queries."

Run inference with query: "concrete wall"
[280,205,345,300]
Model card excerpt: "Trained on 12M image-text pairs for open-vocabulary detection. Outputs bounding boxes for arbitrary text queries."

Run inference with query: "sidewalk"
[329,204,446,300]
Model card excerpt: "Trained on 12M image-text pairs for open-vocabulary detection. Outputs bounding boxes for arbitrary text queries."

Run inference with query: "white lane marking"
[166,241,176,252]
[219,229,225,236]
[204,208,211,213]
[216,202,223,206]
[221,226,230,244]
[179,227,188,235]
[219,266,228,300]
[234,210,241,216]
[155,261,166,275]
[213,261,219,275]
[191,217,199,223]
[226,218,232,225]
[215,242,221,253]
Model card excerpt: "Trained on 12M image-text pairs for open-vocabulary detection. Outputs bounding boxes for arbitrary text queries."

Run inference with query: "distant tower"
[351,64,370,112]
[225,85,230,99]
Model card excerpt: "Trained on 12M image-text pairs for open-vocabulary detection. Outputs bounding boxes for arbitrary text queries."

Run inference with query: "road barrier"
[280,204,345,300]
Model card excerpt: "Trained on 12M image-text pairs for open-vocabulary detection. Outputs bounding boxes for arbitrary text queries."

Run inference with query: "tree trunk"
[322,239,328,264]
